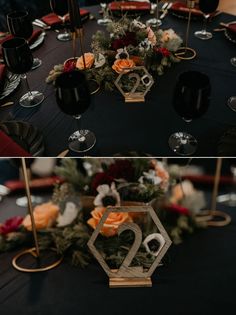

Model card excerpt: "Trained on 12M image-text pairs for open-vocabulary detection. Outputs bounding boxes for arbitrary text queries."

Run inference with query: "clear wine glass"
[231,57,236,67]
[217,164,236,206]
[97,1,112,26]
[194,0,219,40]
[7,10,42,70]
[2,37,44,107]
[168,70,211,156]
[50,0,71,41]
[146,1,162,28]
[55,70,96,153]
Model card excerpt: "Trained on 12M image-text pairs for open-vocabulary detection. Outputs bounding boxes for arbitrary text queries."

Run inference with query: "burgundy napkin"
[226,23,236,33]
[0,130,31,157]
[108,1,151,11]
[170,2,204,16]
[0,64,6,93]
[41,9,90,26]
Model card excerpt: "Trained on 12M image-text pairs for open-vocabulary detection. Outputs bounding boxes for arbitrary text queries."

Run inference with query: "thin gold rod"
[21,158,40,257]
[72,32,77,62]
[185,8,192,52]
[211,158,222,212]
[78,28,86,70]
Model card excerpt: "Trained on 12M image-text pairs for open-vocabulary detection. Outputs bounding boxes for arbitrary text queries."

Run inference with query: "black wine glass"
[7,10,42,70]
[55,70,96,153]
[168,70,211,156]
[50,0,71,41]
[2,37,44,107]
[194,0,219,40]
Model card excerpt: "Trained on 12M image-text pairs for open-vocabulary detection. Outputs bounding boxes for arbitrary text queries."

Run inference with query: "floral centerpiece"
[46,16,183,91]
[0,158,206,268]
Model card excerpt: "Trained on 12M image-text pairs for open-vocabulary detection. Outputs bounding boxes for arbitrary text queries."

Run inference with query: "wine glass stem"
[202,15,209,33]
[22,74,33,98]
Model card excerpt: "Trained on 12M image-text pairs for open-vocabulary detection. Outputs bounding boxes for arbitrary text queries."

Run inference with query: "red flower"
[91,172,114,194]
[0,216,23,235]
[164,204,190,216]
[64,59,76,72]
[154,47,170,57]
[111,32,137,51]
[107,159,135,182]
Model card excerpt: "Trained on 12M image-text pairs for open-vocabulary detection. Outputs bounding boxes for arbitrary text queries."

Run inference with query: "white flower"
[132,19,146,30]
[56,202,79,227]
[94,53,106,68]
[115,47,129,60]
[94,182,121,207]
[139,38,152,52]
[139,170,162,185]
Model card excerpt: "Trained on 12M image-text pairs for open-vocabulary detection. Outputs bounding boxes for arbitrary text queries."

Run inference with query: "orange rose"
[76,53,95,70]
[23,202,59,231]
[151,159,169,190]
[87,207,133,237]
[112,59,135,74]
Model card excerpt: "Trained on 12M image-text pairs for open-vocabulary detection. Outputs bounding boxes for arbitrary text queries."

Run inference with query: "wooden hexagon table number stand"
[114,66,154,103]
[87,206,172,288]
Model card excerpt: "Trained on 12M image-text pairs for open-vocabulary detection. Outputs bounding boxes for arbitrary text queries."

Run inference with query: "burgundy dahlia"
[111,32,137,51]
[0,216,23,235]
[91,172,114,194]
[164,204,190,216]
[107,159,135,182]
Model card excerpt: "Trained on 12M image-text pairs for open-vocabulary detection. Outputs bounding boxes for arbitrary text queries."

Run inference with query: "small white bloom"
[115,47,129,60]
[94,53,106,68]
[94,183,121,207]
[139,170,162,185]
[132,19,146,30]
[57,202,79,227]
[139,38,152,52]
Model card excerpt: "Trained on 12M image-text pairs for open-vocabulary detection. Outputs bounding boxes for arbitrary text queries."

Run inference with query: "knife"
[160,2,172,19]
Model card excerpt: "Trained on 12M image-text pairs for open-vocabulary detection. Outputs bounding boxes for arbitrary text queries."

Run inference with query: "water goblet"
[2,37,44,107]
[50,0,71,41]
[97,1,112,26]
[194,0,219,40]
[168,70,211,156]
[7,10,42,70]
[55,70,96,153]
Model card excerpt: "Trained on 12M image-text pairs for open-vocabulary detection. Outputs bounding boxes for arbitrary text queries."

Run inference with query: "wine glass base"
[146,18,162,27]
[97,18,112,26]
[88,79,100,95]
[227,96,236,112]
[68,129,96,153]
[16,195,44,207]
[19,91,44,108]
[216,193,236,207]
[168,132,197,156]
[194,30,212,40]
[57,32,72,41]
[230,57,236,67]
[31,58,42,70]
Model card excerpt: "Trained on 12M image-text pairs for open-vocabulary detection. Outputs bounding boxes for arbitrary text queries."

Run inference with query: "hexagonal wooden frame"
[87,206,172,280]
[114,66,154,103]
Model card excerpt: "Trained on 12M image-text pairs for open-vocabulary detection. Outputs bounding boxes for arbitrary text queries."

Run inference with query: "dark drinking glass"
[7,10,42,70]
[168,70,211,156]
[55,70,96,153]
[50,0,71,41]
[194,0,219,40]
[2,38,44,107]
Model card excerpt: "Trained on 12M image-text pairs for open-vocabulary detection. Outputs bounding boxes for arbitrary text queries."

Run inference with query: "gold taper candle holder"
[196,158,231,227]
[175,0,197,60]
[12,158,63,273]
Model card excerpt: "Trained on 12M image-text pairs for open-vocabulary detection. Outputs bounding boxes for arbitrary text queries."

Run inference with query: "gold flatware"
[1,101,14,108]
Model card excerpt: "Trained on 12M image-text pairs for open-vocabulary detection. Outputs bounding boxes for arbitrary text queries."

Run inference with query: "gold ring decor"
[195,210,231,227]
[12,247,63,273]
[175,47,197,60]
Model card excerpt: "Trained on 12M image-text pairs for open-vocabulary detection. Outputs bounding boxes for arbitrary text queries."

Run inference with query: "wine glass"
[231,57,236,67]
[194,0,219,40]
[55,70,96,153]
[2,37,44,107]
[168,70,211,156]
[97,1,112,26]
[7,10,42,70]
[50,0,71,41]
[217,164,236,206]
[146,1,162,28]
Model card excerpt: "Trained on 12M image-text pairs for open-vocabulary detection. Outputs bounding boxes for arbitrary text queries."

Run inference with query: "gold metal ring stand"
[175,47,197,60]
[12,247,63,273]
[195,210,231,227]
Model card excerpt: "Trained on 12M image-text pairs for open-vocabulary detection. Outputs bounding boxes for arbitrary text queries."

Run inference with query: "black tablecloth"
[1,6,236,157]
[0,188,236,314]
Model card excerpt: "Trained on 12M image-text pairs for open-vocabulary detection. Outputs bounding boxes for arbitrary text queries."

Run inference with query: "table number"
[114,66,154,103]
[87,206,172,288]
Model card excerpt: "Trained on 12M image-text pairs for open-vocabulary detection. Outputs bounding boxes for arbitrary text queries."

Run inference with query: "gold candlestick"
[12,158,63,272]
[175,0,197,60]
[196,158,231,227]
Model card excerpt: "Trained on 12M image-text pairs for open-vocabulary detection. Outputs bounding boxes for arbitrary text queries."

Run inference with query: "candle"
[68,0,82,31]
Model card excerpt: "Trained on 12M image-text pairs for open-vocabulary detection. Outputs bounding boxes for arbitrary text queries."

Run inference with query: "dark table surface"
[0,187,236,314]
[1,6,236,157]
